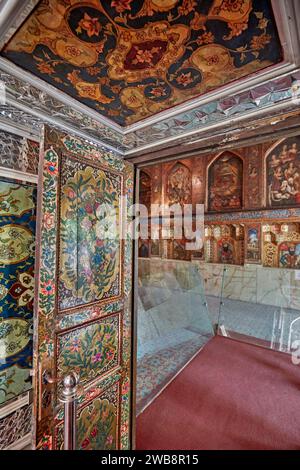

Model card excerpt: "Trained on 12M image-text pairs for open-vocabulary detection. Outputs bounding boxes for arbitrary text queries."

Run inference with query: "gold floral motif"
[0,319,30,360]
[0,225,33,265]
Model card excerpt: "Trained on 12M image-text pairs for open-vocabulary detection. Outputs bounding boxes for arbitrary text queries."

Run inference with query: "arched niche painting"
[208,153,243,212]
[166,162,192,206]
[139,170,152,211]
[266,137,300,208]
[204,223,244,265]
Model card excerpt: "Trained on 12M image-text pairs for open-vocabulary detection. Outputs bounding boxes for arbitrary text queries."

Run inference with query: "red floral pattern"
[124,41,168,71]
[111,0,132,13]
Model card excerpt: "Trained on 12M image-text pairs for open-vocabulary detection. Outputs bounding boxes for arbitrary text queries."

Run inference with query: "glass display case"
[218,265,300,353]
[137,258,213,414]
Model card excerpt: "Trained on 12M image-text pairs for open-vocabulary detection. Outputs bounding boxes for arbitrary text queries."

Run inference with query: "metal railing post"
[59,372,79,451]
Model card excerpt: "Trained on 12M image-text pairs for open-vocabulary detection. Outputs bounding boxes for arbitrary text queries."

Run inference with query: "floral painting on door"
[0,180,36,405]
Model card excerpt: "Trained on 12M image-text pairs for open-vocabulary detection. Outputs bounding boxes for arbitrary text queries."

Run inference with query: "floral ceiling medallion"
[1,0,282,126]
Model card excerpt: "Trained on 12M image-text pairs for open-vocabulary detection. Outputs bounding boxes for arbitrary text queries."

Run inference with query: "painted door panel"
[33,126,133,450]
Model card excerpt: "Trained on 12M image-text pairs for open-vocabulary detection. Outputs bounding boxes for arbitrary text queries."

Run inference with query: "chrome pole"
[59,372,79,451]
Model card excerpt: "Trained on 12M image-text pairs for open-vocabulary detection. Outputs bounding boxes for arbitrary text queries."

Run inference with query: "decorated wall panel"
[2,0,282,126]
[244,145,263,209]
[138,239,150,258]
[139,171,152,211]
[167,236,192,262]
[205,224,244,265]
[139,133,300,268]
[164,161,192,208]
[0,179,36,406]
[56,313,121,388]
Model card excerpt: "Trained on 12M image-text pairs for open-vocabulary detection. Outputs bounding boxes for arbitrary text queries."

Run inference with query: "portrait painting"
[245,225,261,263]
[266,138,300,208]
[278,242,300,269]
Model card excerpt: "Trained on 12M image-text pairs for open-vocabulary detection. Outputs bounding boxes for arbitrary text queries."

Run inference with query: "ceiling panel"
[1,0,282,127]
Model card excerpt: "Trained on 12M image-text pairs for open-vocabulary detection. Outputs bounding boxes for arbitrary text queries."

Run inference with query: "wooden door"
[33,126,134,450]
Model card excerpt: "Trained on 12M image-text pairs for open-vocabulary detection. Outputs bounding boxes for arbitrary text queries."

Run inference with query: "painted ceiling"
[2,0,282,127]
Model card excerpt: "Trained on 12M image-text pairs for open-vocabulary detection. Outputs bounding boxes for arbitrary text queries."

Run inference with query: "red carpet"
[136,336,300,450]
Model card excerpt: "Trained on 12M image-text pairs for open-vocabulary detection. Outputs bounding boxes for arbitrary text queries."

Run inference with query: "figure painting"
[167,162,191,206]
[217,239,234,264]
[151,239,161,257]
[2,0,282,125]
[208,153,243,212]
[245,225,261,263]
[139,171,151,211]
[267,138,300,207]
[279,242,300,269]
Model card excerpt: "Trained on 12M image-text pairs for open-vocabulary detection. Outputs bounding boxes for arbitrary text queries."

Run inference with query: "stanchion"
[58,373,79,451]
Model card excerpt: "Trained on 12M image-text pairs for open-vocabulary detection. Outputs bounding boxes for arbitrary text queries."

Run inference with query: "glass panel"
[218,265,300,353]
[137,258,213,414]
